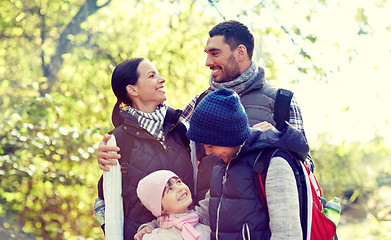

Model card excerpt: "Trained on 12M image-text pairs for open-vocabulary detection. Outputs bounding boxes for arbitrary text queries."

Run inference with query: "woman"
[98,57,195,240]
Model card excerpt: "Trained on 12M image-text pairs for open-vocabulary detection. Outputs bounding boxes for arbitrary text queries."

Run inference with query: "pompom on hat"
[186,88,251,147]
[137,170,178,217]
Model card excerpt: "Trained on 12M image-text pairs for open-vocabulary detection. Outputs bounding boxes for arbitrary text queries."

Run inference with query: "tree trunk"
[39,0,112,96]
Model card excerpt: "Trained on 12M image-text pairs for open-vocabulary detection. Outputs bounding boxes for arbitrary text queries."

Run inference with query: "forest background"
[1,0,390,239]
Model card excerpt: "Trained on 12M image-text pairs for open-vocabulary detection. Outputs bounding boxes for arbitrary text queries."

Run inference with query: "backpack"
[253,148,337,240]
[252,89,337,240]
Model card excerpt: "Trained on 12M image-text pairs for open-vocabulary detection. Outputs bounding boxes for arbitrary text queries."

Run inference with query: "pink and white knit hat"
[137,170,178,217]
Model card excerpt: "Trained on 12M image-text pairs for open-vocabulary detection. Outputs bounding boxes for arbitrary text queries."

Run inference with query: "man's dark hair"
[209,20,255,60]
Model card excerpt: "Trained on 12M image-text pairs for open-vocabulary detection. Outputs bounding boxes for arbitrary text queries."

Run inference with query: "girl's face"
[161,178,192,215]
[129,59,167,112]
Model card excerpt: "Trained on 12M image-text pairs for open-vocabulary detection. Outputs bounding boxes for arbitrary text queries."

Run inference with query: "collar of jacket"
[239,66,266,97]
[119,106,182,138]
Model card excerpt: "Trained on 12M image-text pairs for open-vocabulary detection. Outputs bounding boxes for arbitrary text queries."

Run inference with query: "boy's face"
[161,178,192,215]
[203,144,241,163]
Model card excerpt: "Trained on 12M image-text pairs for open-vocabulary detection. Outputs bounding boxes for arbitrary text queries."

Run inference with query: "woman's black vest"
[98,107,194,240]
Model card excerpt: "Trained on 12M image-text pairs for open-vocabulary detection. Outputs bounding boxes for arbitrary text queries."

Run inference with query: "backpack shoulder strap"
[195,90,211,108]
[253,148,309,238]
[253,148,280,207]
[274,88,293,131]
[171,121,191,153]
[166,106,190,153]
[97,125,134,200]
[109,125,134,174]
[109,125,135,199]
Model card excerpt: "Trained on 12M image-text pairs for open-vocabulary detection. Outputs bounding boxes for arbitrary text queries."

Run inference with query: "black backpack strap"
[281,151,308,238]
[166,107,190,153]
[173,122,190,153]
[108,125,135,221]
[97,125,134,199]
[110,126,134,174]
[253,148,280,208]
[274,88,293,131]
[254,148,309,239]
[102,125,135,200]
[195,90,210,108]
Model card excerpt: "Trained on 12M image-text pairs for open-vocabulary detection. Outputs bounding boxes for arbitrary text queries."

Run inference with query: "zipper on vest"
[215,161,231,240]
[242,223,251,240]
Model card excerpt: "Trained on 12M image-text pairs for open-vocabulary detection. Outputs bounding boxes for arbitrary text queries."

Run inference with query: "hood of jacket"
[239,122,309,161]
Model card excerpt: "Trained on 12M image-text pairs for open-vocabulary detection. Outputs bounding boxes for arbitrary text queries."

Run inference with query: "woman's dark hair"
[111,57,145,106]
[111,57,145,127]
[209,20,255,60]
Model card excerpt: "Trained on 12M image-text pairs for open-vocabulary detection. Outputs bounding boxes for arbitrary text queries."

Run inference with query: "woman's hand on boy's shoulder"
[252,121,276,132]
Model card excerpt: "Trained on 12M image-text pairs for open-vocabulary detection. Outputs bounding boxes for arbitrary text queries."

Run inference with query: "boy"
[186,88,309,239]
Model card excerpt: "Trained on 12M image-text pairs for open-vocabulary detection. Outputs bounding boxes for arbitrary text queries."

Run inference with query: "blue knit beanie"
[187,88,251,147]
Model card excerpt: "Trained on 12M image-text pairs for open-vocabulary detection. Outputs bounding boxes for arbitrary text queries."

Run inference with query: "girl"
[136,170,210,240]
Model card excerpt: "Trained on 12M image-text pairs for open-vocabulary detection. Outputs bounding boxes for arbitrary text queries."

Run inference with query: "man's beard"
[216,55,241,83]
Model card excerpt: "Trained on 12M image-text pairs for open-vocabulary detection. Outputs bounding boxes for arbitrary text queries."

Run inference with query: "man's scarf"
[209,61,261,95]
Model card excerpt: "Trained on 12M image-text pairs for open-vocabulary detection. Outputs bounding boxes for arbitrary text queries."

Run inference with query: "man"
[186,88,308,239]
[98,20,313,172]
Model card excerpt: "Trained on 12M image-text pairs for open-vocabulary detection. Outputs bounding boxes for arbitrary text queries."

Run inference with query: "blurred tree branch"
[40,0,112,96]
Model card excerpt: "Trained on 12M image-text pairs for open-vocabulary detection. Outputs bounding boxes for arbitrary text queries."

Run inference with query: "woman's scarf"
[158,212,200,240]
[209,61,261,95]
[124,104,168,143]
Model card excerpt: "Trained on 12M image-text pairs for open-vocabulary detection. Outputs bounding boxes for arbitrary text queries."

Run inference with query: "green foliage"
[1,0,390,238]
[311,134,391,217]
[0,0,214,239]
[0,95,104,239]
